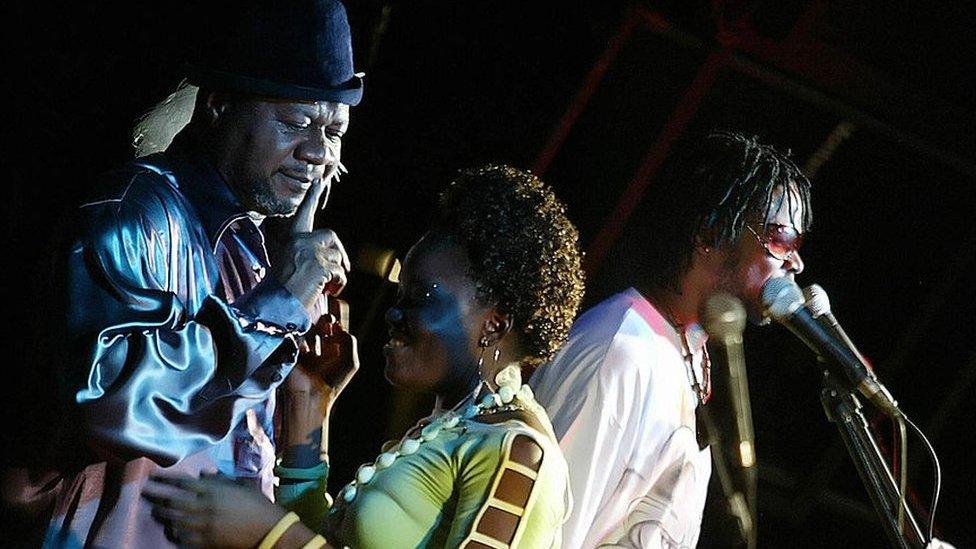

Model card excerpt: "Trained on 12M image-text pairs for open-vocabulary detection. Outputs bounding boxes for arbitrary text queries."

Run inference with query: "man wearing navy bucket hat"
[26,1,364,547]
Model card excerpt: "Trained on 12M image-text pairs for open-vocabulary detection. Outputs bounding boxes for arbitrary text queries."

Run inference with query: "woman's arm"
[281,304,358,466]
[447,428,562,548]
[275,312,358,530]
[279,378,334,469]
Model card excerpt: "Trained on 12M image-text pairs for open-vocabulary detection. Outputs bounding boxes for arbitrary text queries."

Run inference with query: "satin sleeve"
[64,185,310,466]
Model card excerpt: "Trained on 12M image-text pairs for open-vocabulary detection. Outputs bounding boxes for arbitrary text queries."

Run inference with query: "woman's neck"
[433,367,480,413]
[433,386,473,414]
[431,356,522,414]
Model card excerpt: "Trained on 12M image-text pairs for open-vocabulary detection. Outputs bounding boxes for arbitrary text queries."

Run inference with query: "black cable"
[903,412,942,542]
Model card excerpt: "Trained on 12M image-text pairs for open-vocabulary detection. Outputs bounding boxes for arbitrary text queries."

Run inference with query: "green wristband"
[275,460,329,481]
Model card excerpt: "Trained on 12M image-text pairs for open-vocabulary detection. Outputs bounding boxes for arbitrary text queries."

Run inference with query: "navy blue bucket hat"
[185,0,363,105]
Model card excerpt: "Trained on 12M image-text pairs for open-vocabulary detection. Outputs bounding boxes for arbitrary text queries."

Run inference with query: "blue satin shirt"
[54,149,311,547]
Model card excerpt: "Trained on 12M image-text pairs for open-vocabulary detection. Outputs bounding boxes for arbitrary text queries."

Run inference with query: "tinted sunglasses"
[745,223,804,261]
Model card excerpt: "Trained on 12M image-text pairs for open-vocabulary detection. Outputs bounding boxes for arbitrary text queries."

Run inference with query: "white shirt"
[530,288,712,548]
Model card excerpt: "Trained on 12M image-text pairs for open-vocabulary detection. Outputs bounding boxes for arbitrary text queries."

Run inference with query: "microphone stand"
[819,372,926,548]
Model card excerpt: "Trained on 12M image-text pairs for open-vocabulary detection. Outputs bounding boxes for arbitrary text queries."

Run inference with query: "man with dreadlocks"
[531,131,813,548]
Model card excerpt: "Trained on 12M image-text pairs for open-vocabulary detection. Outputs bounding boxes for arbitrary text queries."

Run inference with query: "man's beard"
[714,247,769,326]
[243,178,298,217]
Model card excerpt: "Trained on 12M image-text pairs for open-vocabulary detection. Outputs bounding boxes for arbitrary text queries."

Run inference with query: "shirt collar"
[626,287,708,352]
[136,150,250,251]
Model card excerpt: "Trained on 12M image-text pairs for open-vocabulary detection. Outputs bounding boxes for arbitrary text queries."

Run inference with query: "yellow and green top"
[278,381,571,548]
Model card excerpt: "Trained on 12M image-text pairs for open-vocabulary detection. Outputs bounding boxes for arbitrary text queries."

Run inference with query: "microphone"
[802,284,870,370]
[702,293,756,470]
[761,278,900,416]
[703,293,757,547]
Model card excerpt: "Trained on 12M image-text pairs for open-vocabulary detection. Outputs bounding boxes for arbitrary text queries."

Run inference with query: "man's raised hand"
[273,177,351,316]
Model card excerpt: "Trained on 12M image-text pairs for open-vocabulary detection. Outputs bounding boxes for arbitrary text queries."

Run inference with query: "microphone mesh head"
[803,283,831,318]
[703,293,747,338]
[760,278,804,321]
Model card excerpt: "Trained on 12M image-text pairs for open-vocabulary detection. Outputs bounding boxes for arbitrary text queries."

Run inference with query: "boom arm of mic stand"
[820,374,926,548]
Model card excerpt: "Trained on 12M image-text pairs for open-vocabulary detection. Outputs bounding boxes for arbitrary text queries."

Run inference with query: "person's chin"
[383,354,398,380]
[383,348,410,386]
[272,179,310,210]
[261,206,298,218]
[384,362,424,391]
[281,200,302,217]
[250,191,301,218]
[277,189,306,211]
[382,362,397,385]
[265,196,303,218]
[383,357,436,393]
[739,290,766,326]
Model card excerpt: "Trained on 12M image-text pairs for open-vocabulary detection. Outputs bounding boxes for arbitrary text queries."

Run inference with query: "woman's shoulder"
[470,407,551,443]
[459,406,562,469]
[448,406,570,548]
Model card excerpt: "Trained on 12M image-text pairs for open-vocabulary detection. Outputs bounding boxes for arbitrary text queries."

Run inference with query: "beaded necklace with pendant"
[331,365,532,507]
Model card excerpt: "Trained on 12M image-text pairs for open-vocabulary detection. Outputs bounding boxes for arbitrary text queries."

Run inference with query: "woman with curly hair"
[144,164,585,548]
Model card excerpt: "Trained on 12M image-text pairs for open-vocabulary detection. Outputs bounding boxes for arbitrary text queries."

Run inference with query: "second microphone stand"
[819,373,926,548]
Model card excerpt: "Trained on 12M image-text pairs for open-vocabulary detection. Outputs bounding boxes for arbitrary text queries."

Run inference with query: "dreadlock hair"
[436,164,585,368]
[643,130,813,291]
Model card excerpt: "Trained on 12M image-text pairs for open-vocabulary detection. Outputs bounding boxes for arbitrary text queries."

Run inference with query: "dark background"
[7,0,975,547]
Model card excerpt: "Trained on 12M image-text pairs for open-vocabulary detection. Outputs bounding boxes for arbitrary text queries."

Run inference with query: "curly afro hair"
[436,164,585,368]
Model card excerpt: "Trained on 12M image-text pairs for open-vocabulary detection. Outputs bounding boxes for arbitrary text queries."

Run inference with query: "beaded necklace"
[652,295,712,407]
[678,328,712,407]
[332,364,532,507]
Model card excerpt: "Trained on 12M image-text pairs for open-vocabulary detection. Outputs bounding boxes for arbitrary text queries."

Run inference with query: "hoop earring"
[477,345,487,369]
[480,340,502,390]
[477,335,491,369]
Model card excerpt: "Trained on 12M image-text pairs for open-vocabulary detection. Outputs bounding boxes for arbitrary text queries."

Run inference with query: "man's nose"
[786,249,805,275]
[297,130,336,168]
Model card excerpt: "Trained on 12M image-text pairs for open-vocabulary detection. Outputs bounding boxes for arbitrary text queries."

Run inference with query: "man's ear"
[479,308,513,347]
[204,92,229,124]
[694,229,717,256]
